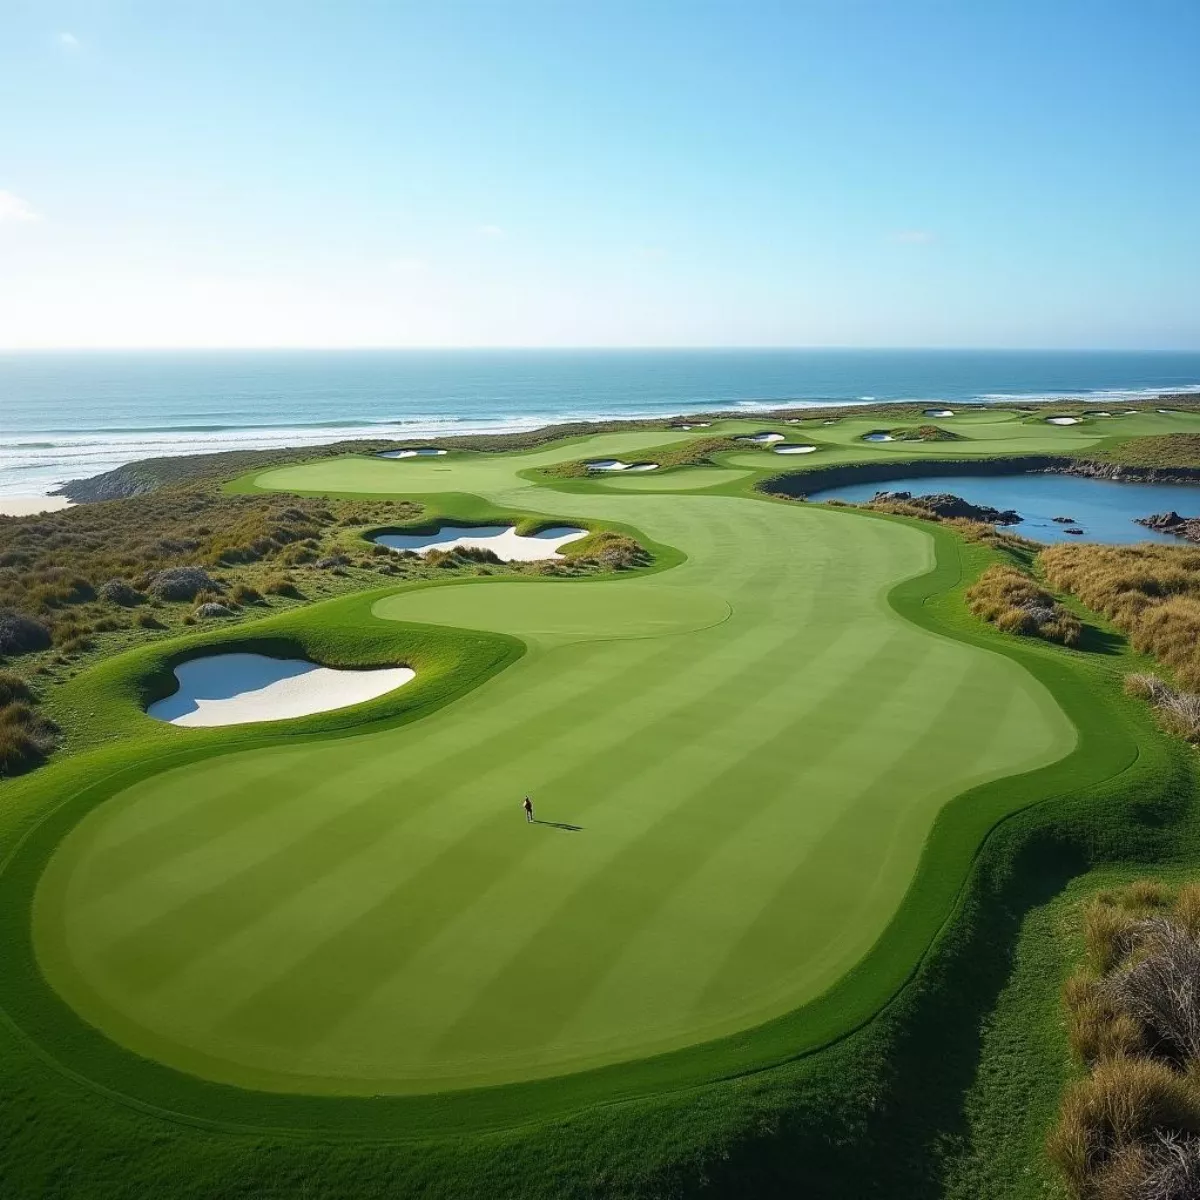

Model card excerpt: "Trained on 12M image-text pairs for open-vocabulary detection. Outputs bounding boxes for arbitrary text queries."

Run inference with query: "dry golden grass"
[1050,881,1200,1198]
[1048,1056,1200,1197]
[1064,974,1145,1065]
[965,563,1083,646]
[1042,542,1200,689]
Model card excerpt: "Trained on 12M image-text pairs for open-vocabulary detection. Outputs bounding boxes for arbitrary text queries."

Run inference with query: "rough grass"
[966,563,1083,646]
[1049,882,1200,1199]
[1043,542,1200,689]
[1088,433,1200,470]
[546,435,743,478]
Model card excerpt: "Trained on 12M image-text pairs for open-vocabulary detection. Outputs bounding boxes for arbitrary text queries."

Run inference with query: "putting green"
[33,424,1082,1096]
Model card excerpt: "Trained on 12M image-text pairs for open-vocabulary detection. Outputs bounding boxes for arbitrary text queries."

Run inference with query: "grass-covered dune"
[3,406,1200,1196]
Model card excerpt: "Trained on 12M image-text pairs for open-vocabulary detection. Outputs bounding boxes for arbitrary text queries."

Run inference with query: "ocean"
[3,348,1200,497]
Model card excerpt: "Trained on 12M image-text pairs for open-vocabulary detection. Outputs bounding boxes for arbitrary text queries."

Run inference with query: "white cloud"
[476,223,505,238]
[57,31,81,50]
[0,191,42,223]
[893,230,935,244]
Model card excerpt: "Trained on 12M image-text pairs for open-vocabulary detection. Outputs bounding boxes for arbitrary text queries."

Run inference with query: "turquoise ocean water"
[2,349,1200,496]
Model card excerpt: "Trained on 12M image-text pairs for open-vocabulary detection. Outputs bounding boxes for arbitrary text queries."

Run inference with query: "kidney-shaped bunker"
[372,523,587,561]
[148,653,415,727]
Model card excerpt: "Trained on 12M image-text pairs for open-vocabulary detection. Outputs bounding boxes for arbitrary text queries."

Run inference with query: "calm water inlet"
[811,473,1200,545]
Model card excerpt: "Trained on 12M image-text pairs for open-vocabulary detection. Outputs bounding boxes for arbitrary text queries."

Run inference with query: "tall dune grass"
[1048,882,1200,1199]
[966,564,1083,646]
[1042,543,1200,689]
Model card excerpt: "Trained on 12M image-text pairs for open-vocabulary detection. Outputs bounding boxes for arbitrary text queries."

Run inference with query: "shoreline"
[0,495,74,517]
[6,377,1200,500]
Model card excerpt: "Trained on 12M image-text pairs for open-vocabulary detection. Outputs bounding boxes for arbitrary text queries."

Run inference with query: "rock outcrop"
[872,491,1022,525]
[1136,511,1200,542]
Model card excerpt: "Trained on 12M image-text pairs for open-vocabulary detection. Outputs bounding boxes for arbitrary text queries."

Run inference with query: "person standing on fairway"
[523,796,534,823]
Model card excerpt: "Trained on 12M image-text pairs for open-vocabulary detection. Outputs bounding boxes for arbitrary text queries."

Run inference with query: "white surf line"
[148,653,414,727]
[373,524,587,561]
[378,447,448,458]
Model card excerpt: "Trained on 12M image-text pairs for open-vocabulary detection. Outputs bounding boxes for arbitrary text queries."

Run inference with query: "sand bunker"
[378,447,448,459]
[863,432,895,442]
[1085,411,1112,417]
[373,524,586,561]
[738,432,785,444]
[148,653,414,727]
[668,421,711,430]
[586,460,658,472]
[774,444,818,455]
[1047,417,1081,425]
[924,408,954,418]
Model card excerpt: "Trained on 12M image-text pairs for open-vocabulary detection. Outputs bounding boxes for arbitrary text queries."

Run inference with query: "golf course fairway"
[30,424,1081,1096]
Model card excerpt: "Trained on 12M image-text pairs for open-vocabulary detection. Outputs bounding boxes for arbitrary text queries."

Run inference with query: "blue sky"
[2,1,1197,349]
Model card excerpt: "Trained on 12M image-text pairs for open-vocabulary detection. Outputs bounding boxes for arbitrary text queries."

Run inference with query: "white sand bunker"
[374,524,586,561]
[774,443,818,455]
[924,408,954,417]
[1047,416,1082,425]
[378,447,448,459]
[586,460,658,472]
[737,432,785,444]
[863,432,895,442]
[148,653,414,727]
[1085,411,1112,417]
[668,421,711,430]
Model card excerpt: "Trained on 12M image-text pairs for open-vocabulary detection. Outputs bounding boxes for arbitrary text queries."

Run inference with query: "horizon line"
[2,345,1198,355]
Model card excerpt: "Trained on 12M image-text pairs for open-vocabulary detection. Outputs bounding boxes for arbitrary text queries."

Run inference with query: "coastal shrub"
[0,700,58,776]
[574,531,649,571]
[1123,673,1200,744]
[0,670,33,705]
[148,566,222,602]
[0,609,52,656]
[1049,881,1200,1199]
[966,564,1082,646]
[1043,543,1200,689]
[99,577,144,606]
[1047,1056,1200,1198]
[133,610,165,630]
[229,583,263,605]
[261,572,302,598]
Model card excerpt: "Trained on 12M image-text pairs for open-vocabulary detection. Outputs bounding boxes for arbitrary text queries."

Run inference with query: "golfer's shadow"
[535,819,584,832]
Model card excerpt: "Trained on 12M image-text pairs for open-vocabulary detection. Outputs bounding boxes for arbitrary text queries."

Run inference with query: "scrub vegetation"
[1048,881,1200,1199]
[1041,542,1200,688]
[1088,433,1200,472]
[545,435,743,477]
[966,564,1083,646]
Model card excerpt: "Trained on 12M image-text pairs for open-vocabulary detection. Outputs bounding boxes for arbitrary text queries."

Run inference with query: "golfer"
[523,796,534,823]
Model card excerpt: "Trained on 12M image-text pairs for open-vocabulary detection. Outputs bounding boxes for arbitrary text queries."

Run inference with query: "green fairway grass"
[3,406,1197,1197]
[30,422,1086,1096]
